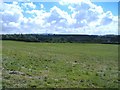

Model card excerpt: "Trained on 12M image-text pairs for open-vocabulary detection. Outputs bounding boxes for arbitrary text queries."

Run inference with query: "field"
[2,40,119,88]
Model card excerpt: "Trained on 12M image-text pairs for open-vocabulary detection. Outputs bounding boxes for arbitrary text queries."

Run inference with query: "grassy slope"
[2,40,119,88]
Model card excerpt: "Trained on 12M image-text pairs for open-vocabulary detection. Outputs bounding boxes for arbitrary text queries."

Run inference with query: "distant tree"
[1,34,119,44]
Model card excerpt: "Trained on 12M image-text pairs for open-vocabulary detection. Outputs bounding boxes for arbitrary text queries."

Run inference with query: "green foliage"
[1,34,119,44]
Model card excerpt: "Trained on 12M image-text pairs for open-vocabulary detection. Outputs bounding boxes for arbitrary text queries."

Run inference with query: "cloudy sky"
[0,0,118,35]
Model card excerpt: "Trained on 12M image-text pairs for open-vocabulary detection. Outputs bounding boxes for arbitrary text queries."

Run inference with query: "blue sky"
[1,0,118,35]
[94,2,118,16]
[14,2,118,17]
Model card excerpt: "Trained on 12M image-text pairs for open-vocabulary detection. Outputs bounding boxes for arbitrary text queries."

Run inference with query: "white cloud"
[1,3,23,34]
[59,0,91,5]
[40,4,44,9]
[21,2,36,9]
[1,1,118,35]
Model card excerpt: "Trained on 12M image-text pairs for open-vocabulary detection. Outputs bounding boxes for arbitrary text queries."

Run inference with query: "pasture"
[2,40,119,88]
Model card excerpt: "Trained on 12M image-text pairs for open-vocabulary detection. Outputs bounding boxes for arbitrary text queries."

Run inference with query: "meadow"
[2,40,119,88]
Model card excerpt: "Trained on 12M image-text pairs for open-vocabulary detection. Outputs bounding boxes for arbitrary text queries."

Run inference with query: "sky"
[0,0,118,35]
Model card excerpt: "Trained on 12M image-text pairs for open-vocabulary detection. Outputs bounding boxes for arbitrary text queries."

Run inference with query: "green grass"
[2,40,119,88]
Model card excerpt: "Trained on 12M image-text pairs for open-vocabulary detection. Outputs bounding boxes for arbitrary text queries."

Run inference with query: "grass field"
[2,40,119,88]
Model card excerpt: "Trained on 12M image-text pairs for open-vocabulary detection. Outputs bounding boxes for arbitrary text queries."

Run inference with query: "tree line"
[1,34,119,44]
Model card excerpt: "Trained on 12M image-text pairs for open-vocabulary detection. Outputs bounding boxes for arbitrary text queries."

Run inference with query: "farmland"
[2,40,119,88]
